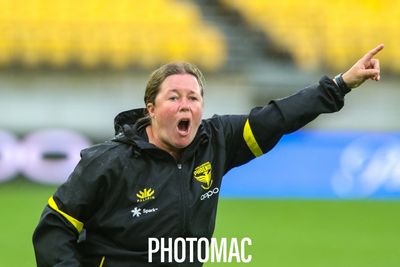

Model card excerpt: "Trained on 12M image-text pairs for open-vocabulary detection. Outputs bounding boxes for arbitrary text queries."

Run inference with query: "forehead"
[159,74,201,94]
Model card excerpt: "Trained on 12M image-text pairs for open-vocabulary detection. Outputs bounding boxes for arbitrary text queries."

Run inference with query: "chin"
[174,142,191,149]
[174,137,194,149]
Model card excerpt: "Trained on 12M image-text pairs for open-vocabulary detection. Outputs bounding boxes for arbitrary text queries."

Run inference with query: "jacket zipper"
[177,162,188,237]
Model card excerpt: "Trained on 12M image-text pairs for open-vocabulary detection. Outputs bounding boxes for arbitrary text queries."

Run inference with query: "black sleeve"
[32,206,83,267]
[223,76,350,170]
[32,144,115,267]
[210,114,249,172]
[269,75,350,134]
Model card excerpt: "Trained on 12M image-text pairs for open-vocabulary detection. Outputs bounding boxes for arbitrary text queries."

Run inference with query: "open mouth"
[177,119,190,134]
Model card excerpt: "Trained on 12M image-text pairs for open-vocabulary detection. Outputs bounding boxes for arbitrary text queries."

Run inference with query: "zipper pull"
[177,163,182,170]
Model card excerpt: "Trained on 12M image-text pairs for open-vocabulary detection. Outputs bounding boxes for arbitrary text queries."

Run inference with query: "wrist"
[334,73,351,93]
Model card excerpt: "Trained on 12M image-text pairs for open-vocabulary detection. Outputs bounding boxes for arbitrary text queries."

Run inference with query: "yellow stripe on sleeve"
[99,256,106,267]
[48,196,84,233]
[243,118,263,157]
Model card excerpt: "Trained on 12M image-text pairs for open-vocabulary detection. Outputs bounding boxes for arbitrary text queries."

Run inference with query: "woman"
[33,44,383,266]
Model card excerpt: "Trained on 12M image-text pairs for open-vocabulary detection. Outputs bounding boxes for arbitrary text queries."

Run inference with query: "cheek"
[155,106,176,125]
[193,105,204,121]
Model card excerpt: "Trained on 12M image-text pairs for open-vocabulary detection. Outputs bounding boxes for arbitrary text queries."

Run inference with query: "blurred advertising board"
[0,129,91,184]
[1,129,400,199]
[223,131,400,199]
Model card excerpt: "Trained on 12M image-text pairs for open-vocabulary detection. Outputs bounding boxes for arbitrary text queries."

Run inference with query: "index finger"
[362,44,384,61]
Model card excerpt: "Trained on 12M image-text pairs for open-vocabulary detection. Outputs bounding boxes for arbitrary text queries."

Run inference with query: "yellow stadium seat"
[0,0,226,70]
[222,0,400,73]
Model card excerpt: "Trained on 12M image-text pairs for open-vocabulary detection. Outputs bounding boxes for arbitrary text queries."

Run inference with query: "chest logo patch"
[136,188,155,202]
[193,162,213,190]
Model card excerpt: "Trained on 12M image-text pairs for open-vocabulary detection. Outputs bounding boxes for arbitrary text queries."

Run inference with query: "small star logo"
[131,207,142,218]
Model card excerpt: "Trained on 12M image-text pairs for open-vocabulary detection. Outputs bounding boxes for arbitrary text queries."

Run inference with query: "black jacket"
[33,76,350,266]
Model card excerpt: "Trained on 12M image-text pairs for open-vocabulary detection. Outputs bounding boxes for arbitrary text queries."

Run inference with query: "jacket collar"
[113,108,209,159]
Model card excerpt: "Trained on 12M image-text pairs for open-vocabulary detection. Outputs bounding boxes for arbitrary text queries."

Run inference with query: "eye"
[169,96,178,101]
[189,96,199,101]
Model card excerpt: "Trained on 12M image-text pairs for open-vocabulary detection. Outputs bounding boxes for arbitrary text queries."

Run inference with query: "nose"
[178,98,191,112]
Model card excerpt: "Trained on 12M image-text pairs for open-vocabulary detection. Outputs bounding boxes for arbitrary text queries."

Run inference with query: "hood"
[114,108,148,136]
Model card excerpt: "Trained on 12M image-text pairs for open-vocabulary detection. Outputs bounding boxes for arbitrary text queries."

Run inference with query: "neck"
[146,125,181,160]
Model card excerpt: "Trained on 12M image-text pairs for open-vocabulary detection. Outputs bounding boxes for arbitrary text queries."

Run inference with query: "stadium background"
[1,0,400,266]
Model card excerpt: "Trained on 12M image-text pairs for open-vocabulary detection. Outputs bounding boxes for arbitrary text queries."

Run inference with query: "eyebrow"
[168,89,200,95]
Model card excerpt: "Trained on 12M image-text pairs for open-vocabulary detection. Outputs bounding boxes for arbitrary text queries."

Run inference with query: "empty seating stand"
[0,0,227,71]
[221,0,400,74]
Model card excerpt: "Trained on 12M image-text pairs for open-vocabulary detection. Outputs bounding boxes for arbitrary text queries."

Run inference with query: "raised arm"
[223,44,385,170]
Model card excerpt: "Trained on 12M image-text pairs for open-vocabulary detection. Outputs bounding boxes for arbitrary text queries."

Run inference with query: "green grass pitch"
[1,178,399,266]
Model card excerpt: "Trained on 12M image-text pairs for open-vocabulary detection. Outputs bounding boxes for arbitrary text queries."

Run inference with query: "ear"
[146,103,155,118]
